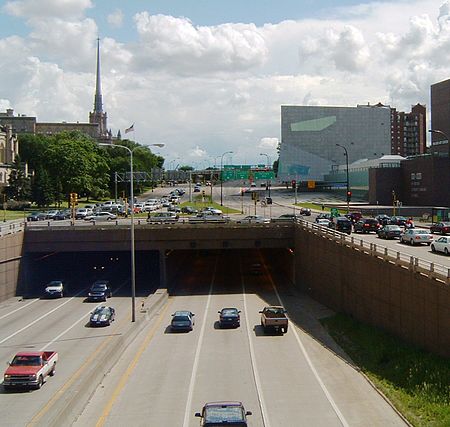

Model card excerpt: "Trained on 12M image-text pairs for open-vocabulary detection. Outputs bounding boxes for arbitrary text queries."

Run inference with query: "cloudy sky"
[1,0,450,166]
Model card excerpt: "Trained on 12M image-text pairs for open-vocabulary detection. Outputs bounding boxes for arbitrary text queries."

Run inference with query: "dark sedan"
[53,210,71,220]
[218,308,241,328]
[89,306,115,326]
[390,216,407,226]
[87,280,112,302]
[377,224,403,239]
[27,212,47,222]
[354,218,380,233]
[430,222,450,235]
[171,310,195,332]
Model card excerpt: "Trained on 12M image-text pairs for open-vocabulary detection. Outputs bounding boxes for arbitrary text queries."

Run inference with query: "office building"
[278,104,391,183]
[430,78,450,155]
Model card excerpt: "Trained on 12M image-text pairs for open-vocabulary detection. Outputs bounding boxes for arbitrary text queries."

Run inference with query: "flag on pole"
[124,123,134,134]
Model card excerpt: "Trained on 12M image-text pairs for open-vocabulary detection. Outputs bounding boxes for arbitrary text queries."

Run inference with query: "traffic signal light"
[70,192,78,206]
[346,191,352,202]
[291,180,296,189]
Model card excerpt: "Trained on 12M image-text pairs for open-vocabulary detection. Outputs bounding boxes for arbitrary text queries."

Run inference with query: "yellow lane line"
[27,313,131,426]
[95,300,172,427]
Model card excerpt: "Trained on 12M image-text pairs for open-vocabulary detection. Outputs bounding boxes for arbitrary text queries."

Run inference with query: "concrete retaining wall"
[0,231,23,302]
[295,226,450,358]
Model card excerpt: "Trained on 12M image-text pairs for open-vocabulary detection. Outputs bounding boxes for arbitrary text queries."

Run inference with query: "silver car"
[400,229,433,246]
[431,236,450,255]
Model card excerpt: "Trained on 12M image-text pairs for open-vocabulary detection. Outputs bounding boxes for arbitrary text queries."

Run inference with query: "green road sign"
[330,208,339,218]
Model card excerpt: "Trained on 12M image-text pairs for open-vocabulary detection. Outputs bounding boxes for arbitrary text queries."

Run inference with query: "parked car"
[390,216,407,226]
[377,224,403,239]
[195,401,252,426]
[237,215,270,224]
[75,207,92,219]
[354,218,380,233]
[181,206,198,215]
[300,208,311,216]
[85,212,117,221]
[89,306,115,326]
[147,212,179,223]
[43,280,64,298]
[87,280,112,301]
[218,308,241,328]
[53,210,71,220]
[430,222,450,235]
[3,351,58,390]
[329,217,352,234]
[45,210,59,220]
[167,204,181,213]
[400,228,433,246]
[27,212,47,222]
[171,310,195,332]
[431,236,450,255]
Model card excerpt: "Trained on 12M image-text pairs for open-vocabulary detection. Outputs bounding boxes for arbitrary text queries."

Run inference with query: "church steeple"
[93,37,103,113]
[89,37,109,140]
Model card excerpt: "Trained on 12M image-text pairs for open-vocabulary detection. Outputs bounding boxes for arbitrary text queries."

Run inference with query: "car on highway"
[27,211,47,222]
[89,306,115,326]
[400,228,433,246]
[202,207,223,215]
[259,306,288,334]
[236,215,270,224]
[375,214,391,226]
[377,224,403,239]
[431,236,450,255]
[218,308,241,328]
[300,207,311,216]
[430,221,450,235]
[85,212,117,221]
[353,218,380,233]
[189,214,230,223]
[3,351,58,390]
[345,211,362,223]
[329,217,352,234]
[171,310,195,332]
[75,207,93,219]
[390,216,407,226]
[274,213,300,222]
[45,210,59,220]
[147,212,179,223]
[249,263,262,275]
[316,213,331,222]
[87,280,112,302]
[316,218,331,227]
[193,186,201,192]
[43,280,64,298]
[195,401,252,426]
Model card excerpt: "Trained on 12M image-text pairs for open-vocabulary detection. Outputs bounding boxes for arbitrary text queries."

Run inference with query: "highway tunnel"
[18,248,295,298]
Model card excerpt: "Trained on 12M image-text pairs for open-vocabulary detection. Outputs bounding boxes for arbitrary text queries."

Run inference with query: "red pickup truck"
[3,351,58,390]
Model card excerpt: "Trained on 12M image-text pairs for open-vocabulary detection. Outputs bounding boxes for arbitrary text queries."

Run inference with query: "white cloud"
[2,1,450,164]
[107,9,123,28]
[3,0,92,19]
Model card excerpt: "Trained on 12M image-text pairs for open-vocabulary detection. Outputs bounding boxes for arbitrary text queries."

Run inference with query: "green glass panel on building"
[290,116,337,132]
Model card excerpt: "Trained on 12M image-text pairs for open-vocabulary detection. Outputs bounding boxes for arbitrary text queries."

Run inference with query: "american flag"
[124,124,134,134]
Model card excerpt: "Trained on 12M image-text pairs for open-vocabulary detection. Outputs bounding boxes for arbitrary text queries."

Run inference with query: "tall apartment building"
[390,103,426,157]
[430,78,450,154]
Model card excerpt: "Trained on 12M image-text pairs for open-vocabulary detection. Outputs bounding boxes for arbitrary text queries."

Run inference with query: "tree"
[6,157,31,201]
[179,165,194,172]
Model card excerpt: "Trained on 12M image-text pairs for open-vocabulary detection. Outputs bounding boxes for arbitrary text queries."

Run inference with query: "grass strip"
[320,313,450,427]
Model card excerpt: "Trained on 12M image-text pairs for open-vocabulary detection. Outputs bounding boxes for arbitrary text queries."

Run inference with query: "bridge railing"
[296,218,450,284]
[0,220,25,237]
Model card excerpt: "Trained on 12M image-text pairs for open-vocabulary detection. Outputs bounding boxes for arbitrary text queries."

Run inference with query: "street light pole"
[336,143,350,214]
[220,151,233,206]
[260,153,271,197]
[100,142,164,323]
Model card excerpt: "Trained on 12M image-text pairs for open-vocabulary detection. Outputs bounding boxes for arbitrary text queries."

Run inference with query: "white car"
[316,218,331,227]
[237,215,270,224]
[85,212,117,221]
[431,236,450,255]
[44,280,64,298]
[400,228,433,245]
[203,207,223,215]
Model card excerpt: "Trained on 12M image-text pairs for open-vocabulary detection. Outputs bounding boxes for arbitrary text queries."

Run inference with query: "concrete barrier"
[39,289,168,427]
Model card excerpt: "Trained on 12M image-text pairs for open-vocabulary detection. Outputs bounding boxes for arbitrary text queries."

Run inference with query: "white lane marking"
[0,299,39,321]
[242,271,270,427]
[267,266,349,427]
[182,258,217,427]
[0,290,86,345]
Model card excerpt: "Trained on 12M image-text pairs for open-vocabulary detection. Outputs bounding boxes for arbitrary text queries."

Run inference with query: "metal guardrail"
[296,218,450,285]
[0,220,25,237]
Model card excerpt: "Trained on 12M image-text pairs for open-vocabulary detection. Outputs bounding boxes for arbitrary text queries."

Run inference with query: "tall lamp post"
[220,151,233,206]
[100,142,164,322]
[336,143,350,214]
[429,129,450,157]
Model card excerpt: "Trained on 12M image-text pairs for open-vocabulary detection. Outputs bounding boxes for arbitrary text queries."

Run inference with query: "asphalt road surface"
[74,250,406,427]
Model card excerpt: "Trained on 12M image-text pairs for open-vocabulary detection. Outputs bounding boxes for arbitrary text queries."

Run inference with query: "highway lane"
[0,273,155,427]
[75,250,406,427]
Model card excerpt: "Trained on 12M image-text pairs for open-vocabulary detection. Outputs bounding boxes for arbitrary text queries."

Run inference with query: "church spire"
[93,37,103,113]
